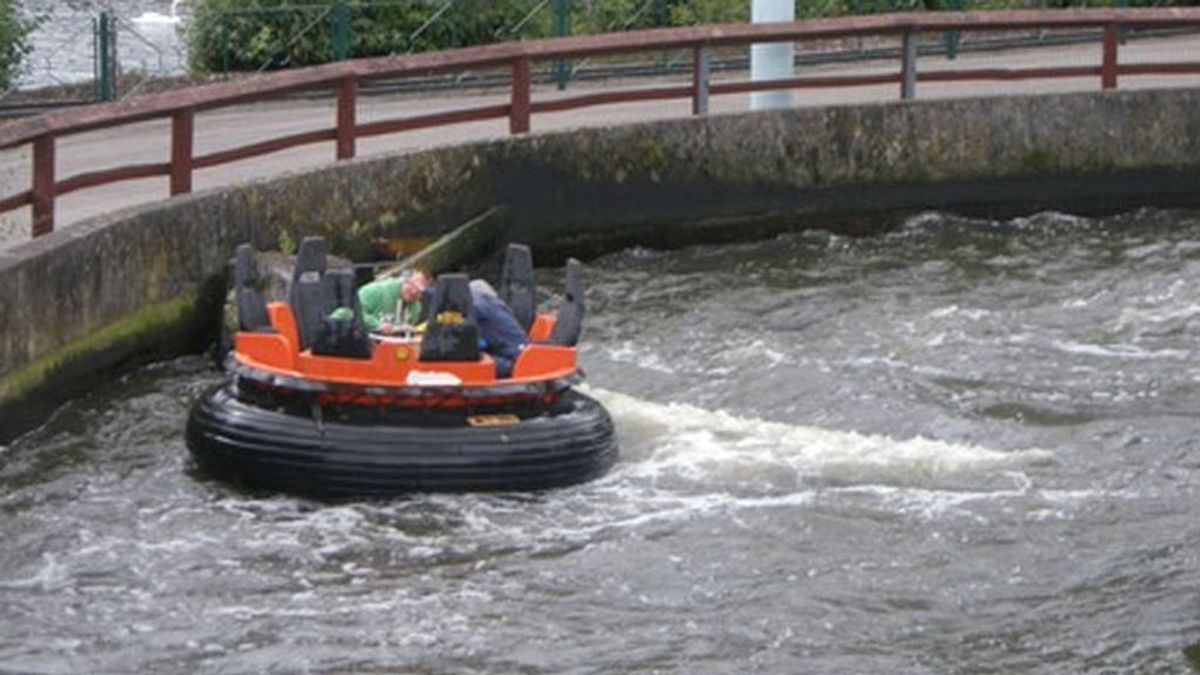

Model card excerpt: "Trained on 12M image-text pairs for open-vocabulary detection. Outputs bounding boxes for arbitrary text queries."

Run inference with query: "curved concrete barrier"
[3,87,1200,440]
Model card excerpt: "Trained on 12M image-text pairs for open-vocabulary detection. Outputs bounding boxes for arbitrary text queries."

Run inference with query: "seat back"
[500,243,536,332]
[311,268,372,359]
[288,236,329,351]
[235,243,273,332]
[324,268,366,331]
[548,258,585,347]
[419,274,481,362]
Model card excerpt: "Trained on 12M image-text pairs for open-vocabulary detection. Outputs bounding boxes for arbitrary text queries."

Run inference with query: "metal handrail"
[4,8,1200,237]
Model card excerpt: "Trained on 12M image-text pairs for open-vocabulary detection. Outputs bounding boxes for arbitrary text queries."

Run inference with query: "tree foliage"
[0,0,34,90]
[190,0,557,72]
[187,0,1157,73]
[189,0,766,72]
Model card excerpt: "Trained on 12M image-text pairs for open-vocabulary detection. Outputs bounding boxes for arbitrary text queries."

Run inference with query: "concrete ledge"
[3,87,1200,440]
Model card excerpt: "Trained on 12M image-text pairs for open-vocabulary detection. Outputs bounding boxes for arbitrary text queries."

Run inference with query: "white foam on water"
[587,386,1054,490]
[0,553,69,592]
[1115,302,1200,332]
[1010,211,1094,230]
[835,484,1138,524]
[1051,340,1189,360]
[604,341,676,374]
[928,305,991,321]
[716,339,788,370]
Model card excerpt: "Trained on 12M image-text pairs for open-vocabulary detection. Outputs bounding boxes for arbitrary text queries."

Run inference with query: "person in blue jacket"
[404,271,528,378]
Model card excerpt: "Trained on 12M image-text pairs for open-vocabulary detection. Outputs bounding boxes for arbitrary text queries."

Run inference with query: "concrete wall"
[3,87,1200,439]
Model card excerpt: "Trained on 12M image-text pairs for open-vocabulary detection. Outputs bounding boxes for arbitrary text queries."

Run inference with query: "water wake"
[588,386,1054,493]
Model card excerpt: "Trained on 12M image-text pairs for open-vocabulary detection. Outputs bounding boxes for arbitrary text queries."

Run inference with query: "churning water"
[2,210,1199,673]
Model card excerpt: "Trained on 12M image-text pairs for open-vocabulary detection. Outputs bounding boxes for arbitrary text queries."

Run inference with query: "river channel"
[2,209,1199,673]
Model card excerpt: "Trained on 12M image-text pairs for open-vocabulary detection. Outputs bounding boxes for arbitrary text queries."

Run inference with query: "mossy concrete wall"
[4,87,1200,439]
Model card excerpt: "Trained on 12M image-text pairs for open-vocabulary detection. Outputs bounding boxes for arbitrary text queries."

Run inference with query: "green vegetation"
[186,0,748,72]
[189,0,550,72]
[0,0,35,90]
[187,0,1159,73]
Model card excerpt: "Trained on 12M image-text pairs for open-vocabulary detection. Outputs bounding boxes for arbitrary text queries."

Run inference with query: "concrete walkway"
[1,31,1198,249]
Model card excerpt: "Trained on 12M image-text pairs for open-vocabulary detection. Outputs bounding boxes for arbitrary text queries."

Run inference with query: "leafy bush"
[0,0,34,90]
[186,0,1169,73]
[670,0,748,25]
[189,0,731,72]
[189,0,559,72]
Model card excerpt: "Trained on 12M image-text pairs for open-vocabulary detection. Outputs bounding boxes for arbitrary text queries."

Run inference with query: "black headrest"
[235,243,257,289]
[234,243,272,333]
[428,273,474,319]
[548,258,585,347]
[294,236,327,278]
[289,236,329,350]
[500,243,536,332]
[323,268,357,311]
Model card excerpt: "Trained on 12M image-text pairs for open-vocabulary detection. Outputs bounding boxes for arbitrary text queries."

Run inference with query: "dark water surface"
[3,210,1199,673]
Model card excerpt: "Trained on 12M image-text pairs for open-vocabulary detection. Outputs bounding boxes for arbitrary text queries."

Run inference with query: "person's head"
[402,269,431,302]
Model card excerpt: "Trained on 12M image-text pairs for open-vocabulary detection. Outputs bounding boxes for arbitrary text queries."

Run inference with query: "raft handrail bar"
[5,7,1200,237]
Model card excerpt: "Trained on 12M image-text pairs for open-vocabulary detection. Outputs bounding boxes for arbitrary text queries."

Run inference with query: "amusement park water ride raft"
[186,237,617,499]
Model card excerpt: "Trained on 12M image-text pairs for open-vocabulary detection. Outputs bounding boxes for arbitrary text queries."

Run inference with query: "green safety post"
[554,0,570,90]
[93,14,100,99]
[654,0,669,27]
[220,13,230,73]
[1116,0,1129,45]
[94,11,115,101]
[332,0,352,61]
[943,0,962,61]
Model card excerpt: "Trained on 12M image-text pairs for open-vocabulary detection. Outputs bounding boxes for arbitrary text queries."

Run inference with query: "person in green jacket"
[356,272,427,333]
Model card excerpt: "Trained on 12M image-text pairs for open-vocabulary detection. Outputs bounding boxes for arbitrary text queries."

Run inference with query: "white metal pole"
[750,0,796,111]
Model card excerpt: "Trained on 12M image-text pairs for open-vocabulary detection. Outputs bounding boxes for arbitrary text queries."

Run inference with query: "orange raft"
[186,238,617,499]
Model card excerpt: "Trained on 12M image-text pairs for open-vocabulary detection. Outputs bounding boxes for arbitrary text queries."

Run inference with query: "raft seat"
[500,243,537,333]
[234,243,274,333]
[420,274,482,363]
[289,236,329,352]
[548,258,585,347]
[311,268,372,359]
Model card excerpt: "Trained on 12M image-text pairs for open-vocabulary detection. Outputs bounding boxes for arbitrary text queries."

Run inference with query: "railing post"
[1102,23,1119,90]
[32,136,55,238]
[171,109,194,196]
[901,27,918,100]
[337,76,357,160]
[510,56,531,135]
[692,44,710,116]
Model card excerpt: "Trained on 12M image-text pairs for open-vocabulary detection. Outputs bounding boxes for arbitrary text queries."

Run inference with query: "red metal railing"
[3,8,1200,237]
